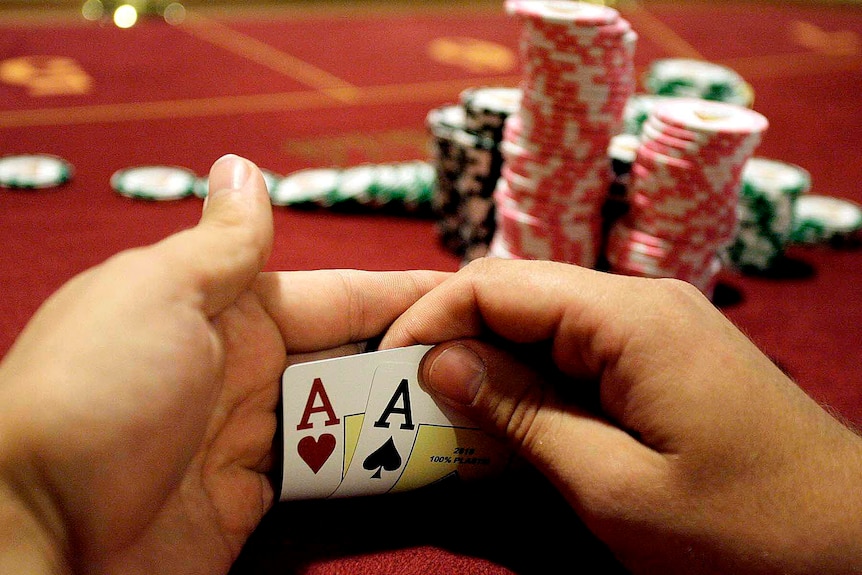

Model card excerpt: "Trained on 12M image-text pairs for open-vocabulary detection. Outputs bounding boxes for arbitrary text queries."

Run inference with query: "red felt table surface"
[1,2,861,573]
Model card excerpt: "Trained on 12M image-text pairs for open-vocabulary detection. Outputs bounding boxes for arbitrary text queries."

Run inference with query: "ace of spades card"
[330,362,508,499]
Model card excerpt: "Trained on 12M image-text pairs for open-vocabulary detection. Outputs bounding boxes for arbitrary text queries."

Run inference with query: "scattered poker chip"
[644,58,754,107]
[271,162,436,213]
[725,158,811,271]
[194,169,282,200]
[0,154,74,189]
[111,165,196,201]
[791,195,862,246]
[271,168,341,207]
[335,165,378,205]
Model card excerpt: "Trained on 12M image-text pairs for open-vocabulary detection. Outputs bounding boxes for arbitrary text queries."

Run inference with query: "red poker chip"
[634,144,697,171]
[641,121,706,151]
[639,136,707,163]
[652,98,768,136]
[642,115,707,143]
[525,17,633,40]
[505,114,617,144]
[605,223,720,282]
[522,16,634,43]
[502,172,608,202]
[521,78,636,101]
[626,194,738,245]
[506,0,620,26]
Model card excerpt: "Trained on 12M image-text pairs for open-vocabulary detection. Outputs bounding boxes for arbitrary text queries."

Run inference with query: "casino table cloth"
[1,1,861,573]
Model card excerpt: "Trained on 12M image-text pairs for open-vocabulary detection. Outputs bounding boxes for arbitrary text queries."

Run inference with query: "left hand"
[0,154,446,575]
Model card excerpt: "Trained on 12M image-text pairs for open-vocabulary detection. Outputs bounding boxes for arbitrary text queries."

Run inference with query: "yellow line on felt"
[0,75,520,128]
[180,11,359,102]
[620,1,704,60]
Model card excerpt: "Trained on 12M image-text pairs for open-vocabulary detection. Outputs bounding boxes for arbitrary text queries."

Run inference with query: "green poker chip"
[791,195,862,246]
[644,58,754,107]
[335,165,378,206]
[111,165,196,201]
[271,168,341,207]
[742,158,811,199]
[622,94,677,136]
[0,154,74,189]
[272,161,436,213]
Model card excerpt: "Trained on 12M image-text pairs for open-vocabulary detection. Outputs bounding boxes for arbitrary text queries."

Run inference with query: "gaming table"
[1,2,860,573]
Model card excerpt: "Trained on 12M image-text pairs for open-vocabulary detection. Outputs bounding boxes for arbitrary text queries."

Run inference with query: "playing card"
[331,362,511,498]
[279,345,432,501]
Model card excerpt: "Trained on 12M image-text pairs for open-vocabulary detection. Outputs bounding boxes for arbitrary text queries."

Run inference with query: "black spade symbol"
[363,437,402,479]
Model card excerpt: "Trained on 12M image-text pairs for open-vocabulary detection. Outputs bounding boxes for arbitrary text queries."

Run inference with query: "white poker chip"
[461,86,523,116]
[0,154,74,189]
[111,166,197,201]
[791,194,862,244]
[742,157,811,197]
[335,165,377,204]
[271,168,341,206]
[653,98,768,135]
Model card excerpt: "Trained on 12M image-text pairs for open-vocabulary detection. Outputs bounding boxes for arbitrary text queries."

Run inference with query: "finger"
[254,269,450,353]
[420,339,667,513]
[382,258,644,377]
[156,154,274,317]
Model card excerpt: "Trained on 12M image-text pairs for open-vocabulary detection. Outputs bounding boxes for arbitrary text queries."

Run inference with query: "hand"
[381,258,862,575]
[0,154,446,575]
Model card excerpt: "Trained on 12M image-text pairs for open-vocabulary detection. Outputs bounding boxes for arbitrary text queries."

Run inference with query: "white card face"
[280,345,432,501]
[331,362,485,499]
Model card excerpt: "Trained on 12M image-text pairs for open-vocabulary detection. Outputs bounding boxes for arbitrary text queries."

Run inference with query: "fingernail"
[206,154,250,206]
[426,345,486,405]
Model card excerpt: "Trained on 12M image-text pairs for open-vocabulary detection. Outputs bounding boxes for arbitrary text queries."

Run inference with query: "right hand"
[381,258,862,575]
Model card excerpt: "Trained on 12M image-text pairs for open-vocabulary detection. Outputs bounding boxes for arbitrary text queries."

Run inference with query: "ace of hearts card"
[279,345,511,501]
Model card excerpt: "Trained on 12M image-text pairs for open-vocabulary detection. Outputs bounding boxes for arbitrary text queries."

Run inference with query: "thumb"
[159,154,274,316]
[420,340,664,512]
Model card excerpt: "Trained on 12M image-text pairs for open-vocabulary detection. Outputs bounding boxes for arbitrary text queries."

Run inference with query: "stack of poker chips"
[426,87,521,262]
[490,0,637,268]
[599,133,640,263]
[605,98,768,296]
[427,103,470,253]
[725,157,811,272]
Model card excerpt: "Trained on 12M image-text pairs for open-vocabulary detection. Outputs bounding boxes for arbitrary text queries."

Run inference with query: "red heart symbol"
[297,434,336,474]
